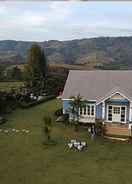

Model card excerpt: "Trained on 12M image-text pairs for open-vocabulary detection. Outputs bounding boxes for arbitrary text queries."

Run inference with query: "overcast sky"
[0,1,132,41]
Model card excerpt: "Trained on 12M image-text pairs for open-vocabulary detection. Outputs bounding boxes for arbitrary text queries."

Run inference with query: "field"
[0,81,24,92]
[0,99,132,184]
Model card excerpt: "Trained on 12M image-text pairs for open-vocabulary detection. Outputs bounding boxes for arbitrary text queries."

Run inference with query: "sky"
[0,1,132,41]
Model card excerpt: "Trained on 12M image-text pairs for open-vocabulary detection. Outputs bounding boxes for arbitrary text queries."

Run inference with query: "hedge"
[19,95,56,108]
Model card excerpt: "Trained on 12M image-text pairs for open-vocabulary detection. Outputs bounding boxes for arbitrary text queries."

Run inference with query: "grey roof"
[62,70,132,102]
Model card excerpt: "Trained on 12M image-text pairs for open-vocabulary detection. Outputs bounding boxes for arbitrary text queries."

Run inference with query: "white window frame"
[107,105,127,123]
[79,104,95,117]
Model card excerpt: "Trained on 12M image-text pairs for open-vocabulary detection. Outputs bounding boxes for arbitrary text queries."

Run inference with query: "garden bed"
[19,95,55,108]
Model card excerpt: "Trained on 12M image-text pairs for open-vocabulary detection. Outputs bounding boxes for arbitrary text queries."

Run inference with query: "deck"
[104,122,132,137]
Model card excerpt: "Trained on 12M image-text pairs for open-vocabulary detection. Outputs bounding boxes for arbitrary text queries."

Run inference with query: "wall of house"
[105,99,130,122]
[63,100,70,114]
[63,99,96,115]
[96,103,102,119]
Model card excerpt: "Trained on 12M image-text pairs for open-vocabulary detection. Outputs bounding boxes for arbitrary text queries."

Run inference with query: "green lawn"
[0,99,132,184]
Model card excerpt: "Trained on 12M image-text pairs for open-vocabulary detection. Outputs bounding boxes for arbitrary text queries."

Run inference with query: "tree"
[0,65,6,80]
[6,66,22,80]
[25,44,47,94]
[43,116,52,142]
[69,94,86,131]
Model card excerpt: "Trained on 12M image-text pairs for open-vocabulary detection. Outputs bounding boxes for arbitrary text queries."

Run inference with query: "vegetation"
[0,81,24,92]
[0,91,17,115]
[69,95,86,131]
[0,99,132,184]
[24,44,47,94]
[5,66,23,80]
[19,95,55,108]
[0,37,132,70]
[43,115,52,142]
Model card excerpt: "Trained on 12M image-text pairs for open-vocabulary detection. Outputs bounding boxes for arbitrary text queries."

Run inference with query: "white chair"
[74,142,80,148]
[71,139,76,143]
[77,145,83,151]
[81,141,86,147]
[68,143,73,149]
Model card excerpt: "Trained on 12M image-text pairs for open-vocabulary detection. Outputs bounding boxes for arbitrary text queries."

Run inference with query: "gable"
[110,93,126,100]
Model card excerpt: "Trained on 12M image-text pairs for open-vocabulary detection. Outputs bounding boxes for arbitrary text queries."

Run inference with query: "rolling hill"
[0,36,132,69]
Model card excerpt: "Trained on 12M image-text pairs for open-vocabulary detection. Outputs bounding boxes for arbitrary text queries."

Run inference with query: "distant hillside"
[0,37,132,69]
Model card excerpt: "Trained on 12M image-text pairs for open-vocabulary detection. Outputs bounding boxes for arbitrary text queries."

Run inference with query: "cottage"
[62,70,132,136]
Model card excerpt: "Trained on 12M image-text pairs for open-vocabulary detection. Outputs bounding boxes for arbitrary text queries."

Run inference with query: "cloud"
[0,2,132,41]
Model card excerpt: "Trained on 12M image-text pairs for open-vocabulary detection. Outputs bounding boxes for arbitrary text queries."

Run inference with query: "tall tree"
[69,94,86,131]
[25,44,47,94]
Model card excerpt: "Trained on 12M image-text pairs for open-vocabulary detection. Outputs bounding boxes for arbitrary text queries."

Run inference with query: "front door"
[112,106,121,122]
[107,105,126,123]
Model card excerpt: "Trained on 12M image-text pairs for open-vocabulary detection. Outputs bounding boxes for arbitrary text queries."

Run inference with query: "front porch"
[104,122,132,137]
[101,92,132,124]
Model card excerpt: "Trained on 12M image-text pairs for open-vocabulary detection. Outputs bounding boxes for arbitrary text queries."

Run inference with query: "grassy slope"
[0,99,132,184]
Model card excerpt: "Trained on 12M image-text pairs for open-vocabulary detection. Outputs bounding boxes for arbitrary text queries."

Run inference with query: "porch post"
[129,101,132,122]
[102,102,105,120]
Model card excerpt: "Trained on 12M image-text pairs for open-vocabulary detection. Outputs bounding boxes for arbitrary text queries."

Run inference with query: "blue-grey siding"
[63,99,130,122]
[105,99,130,122]
[96,103,102,119]
[63,100,70,113]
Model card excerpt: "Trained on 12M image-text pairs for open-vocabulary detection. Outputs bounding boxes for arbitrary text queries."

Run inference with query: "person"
[91,125,95,140]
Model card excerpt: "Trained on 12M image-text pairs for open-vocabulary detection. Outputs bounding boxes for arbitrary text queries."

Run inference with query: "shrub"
[63,114,69,122]
[0,117,6,124]
[19,95,55,108]
[95,120,105,136]
[54,108,63,117]
[43,115,53,144]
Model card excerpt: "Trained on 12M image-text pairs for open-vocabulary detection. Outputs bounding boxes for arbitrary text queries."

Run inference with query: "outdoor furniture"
[81,141,86,147]
[77,144,84,151]
[68,143,73,149]
[68,140,87,151]
[74,142,80,148]
[71,139,76,143]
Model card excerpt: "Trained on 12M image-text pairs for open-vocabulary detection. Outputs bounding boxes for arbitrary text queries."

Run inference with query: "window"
[121,106,125,122]
[80,104,95,116]
[80,107,82,115]
[87,104,95,116]
[84,106,86,115]
[87,105,90,115]
[113,107,120,114]
[91,105,95,116]
[108,106,112,121]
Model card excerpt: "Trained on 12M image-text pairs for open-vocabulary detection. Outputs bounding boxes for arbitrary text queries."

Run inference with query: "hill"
[0,37,132,69]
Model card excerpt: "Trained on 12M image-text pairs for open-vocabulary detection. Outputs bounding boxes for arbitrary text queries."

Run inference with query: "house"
[62,70,132,136]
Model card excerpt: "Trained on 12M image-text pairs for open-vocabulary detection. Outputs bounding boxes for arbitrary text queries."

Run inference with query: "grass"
[0,81,24,92]
[0,99,132,184]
